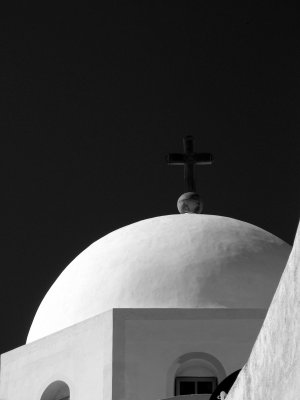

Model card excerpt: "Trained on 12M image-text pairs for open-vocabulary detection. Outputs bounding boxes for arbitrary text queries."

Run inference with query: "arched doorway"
[40,380,70,400]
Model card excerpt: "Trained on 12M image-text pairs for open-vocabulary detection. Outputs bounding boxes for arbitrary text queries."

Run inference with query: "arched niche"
[166,352,226,397]
[40,380,70,400]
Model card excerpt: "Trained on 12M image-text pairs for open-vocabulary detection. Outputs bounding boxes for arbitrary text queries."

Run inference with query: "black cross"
[167,136,213,192]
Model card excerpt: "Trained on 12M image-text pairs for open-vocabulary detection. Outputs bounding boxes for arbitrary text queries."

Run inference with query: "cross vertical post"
[183,136,196,192]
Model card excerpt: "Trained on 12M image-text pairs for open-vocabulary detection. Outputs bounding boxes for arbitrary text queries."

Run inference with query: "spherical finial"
[177,192,203,214]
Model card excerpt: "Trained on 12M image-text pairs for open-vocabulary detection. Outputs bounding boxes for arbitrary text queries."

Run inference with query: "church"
[0,137,292,400]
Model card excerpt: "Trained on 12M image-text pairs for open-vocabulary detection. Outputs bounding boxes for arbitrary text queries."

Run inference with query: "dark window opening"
[175,376,218,396]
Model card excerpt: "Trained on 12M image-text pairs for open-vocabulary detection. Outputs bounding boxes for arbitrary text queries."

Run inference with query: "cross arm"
[167,153,213,165]
[194,153,214,165]
[166,153,186,165]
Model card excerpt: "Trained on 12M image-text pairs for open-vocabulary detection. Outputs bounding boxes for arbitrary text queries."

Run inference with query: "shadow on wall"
[40,380,70,400]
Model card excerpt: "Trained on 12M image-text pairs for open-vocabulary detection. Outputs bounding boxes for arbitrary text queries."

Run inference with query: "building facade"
[0,214,291,400]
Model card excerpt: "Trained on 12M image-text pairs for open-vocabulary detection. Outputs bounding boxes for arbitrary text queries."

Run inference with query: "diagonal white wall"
[227,221,300,400]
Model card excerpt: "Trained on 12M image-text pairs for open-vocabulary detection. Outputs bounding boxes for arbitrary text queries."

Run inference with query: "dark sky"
[0,3,299,355]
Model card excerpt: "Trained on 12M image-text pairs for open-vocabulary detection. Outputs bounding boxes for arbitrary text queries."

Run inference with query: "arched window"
[40,380,70,400]
[167,352,226,398]
[175,358,218,396]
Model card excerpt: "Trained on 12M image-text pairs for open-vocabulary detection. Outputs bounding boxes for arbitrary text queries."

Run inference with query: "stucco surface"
[0,311,113,400]
[114,308,265,400]
[226,221,300,400]
[27,214,290,342]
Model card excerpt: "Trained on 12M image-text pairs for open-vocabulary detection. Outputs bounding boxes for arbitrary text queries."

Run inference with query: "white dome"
[27,214,291,342]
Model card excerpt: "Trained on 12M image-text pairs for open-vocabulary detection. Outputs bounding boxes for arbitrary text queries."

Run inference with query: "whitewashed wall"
[0,310,113,400]
[227,222,300,400]
[112,308,265,400]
